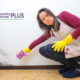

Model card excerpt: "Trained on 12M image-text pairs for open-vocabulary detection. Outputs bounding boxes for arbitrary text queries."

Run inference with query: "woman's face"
[39,11,54,26]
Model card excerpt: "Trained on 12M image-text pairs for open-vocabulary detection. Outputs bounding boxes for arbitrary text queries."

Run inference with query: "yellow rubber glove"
[18,47,32,54]
[23,47,31,53]
[52,34,73,52]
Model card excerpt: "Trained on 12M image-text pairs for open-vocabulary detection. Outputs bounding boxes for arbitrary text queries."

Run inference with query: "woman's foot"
[59,65,70,74]
[62,68,80,78]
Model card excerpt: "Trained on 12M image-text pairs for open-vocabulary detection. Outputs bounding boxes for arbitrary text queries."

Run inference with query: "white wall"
[0,0,80,65]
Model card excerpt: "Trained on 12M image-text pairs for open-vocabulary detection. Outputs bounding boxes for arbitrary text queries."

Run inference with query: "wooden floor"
[0,69,80,80]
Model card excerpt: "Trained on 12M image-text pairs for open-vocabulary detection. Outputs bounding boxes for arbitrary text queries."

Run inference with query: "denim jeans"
[39,44,80,68]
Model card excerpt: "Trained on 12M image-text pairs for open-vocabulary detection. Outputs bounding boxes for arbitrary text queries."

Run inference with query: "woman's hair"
[37,8,60,32]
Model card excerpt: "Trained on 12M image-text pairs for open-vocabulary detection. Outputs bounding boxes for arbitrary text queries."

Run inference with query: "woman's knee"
[39,46,52,59]
[39,44,53,55]
[39,46,45,55]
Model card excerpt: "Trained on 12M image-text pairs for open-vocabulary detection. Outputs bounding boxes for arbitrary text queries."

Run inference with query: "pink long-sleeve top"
[29,11,80,50]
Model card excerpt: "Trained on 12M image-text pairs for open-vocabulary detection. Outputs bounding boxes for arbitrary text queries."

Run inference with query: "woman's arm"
[16,30,52,59]
[58,11,80,39]
[29,30,51,49]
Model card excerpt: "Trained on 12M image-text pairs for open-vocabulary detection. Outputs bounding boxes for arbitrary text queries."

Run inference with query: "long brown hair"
[37,8,60,32]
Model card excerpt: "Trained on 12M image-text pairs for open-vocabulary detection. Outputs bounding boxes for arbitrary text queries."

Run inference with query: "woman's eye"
[46,14,48,17]
[42,14,48,21]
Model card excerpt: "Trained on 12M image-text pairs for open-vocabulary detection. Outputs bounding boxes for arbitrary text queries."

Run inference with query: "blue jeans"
[39,44,80,68]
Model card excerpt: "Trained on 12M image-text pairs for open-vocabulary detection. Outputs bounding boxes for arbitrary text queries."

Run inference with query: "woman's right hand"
[16,47,31,59]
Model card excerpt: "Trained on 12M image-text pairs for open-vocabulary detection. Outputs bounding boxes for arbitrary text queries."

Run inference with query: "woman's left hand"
[52,34,73,52]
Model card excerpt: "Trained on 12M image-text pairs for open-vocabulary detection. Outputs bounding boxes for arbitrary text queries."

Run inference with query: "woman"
[16,8,80,78]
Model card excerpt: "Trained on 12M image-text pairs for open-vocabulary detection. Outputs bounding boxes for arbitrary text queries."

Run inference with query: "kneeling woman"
[17,8,80,78]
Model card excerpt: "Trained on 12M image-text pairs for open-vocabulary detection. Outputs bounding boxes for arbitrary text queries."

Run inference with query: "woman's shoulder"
[58,11,72,23]
[58,11,70,16]
[58,11,76,20]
